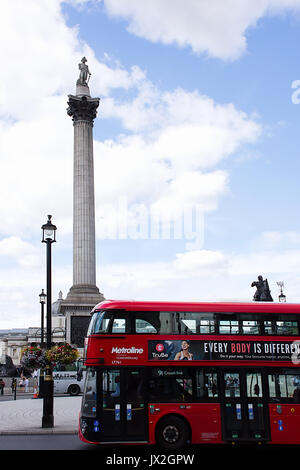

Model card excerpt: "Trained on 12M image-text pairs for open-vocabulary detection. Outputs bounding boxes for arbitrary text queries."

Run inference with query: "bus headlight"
[80,418,88,435]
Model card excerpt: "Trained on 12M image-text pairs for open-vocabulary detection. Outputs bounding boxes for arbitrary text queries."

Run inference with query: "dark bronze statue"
[0,355,18,377]
[251,275,273,302]
[77,57,91,87]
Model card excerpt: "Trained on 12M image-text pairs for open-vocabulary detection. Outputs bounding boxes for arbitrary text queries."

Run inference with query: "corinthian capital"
[67,95,100,123]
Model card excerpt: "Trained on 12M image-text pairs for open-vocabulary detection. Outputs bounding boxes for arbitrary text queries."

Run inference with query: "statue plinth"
[76,83,90,97]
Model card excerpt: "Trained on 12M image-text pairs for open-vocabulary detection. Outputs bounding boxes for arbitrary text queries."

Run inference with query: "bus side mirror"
[77,370,83,381]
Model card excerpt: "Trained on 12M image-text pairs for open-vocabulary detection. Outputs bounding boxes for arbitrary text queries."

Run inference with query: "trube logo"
[111,346,144,354]
[155,343,164,352]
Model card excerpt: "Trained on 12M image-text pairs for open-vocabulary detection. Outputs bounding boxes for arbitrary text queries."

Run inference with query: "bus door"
[221,369,270,441]
[100,368,148,442]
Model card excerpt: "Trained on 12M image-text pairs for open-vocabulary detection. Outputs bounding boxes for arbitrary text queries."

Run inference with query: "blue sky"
[1,0,300,328]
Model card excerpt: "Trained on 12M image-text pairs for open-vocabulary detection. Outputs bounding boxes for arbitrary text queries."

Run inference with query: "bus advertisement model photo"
[79,300,300,449]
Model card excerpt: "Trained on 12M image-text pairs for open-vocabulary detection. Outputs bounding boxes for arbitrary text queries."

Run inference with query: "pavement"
[0,395,81,435]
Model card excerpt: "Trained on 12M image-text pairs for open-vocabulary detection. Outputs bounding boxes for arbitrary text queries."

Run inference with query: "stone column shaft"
[64,93,104,304]
[73,119,96,287]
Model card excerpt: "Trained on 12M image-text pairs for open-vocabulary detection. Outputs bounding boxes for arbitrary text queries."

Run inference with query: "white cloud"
[230,250,300,275]
[103,86,261,138]
[254,231,300,248]
[96,87,260,234]
[150,170,229,217]
[173,250,228,273]
[0,237,41,268]
[0,260,72,329]
[103,0,300,60]
[99,249,228,292]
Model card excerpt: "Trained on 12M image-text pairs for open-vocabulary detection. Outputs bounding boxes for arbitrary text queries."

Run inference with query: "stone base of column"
[60,285,105,347]
[63,284,105,305]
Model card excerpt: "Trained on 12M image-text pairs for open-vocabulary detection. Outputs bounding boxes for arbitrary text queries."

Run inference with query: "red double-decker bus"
[79,300,300,449]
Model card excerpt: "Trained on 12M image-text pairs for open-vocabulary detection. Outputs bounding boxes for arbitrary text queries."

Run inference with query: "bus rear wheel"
[156,416,190,451]
[68,384,80,396]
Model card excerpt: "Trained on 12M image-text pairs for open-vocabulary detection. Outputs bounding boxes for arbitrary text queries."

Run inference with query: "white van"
[38,361,86,396]
[53,368,86,396]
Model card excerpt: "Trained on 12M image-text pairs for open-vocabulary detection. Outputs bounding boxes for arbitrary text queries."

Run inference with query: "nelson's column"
[61,57,105,346]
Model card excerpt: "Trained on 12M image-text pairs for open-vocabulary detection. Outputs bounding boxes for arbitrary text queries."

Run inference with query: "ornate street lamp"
[41,215,57,428]
[42,214,57,243]
[39,289,46,347]
[277,281,286,303]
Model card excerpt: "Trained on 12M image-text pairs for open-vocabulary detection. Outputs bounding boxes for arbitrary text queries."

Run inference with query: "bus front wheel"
[155,415,190,450]
[68,384,80,396]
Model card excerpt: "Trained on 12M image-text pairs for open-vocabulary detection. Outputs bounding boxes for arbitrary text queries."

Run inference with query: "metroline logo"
[111,346,144,354]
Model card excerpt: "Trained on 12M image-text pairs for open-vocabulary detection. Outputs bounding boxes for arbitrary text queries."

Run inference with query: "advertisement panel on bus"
[86,336,300,367]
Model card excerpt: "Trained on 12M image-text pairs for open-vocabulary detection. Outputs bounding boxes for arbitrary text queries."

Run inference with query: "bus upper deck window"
[242,321,260,335]
[219,320,239,335]
[198,319,216,334]
[86,312,97,335]
[167,312,215,335]
[93,311,111,333]
[264,321,274,335]
[135,319,157,334]
[112,318,126,333]
[134,312,160,334]
[276,321,299,335]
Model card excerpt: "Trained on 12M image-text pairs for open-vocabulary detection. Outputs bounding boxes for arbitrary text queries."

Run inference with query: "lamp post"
[41,215,57,428]
[277,281,286,303]
[39,289,46,347]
